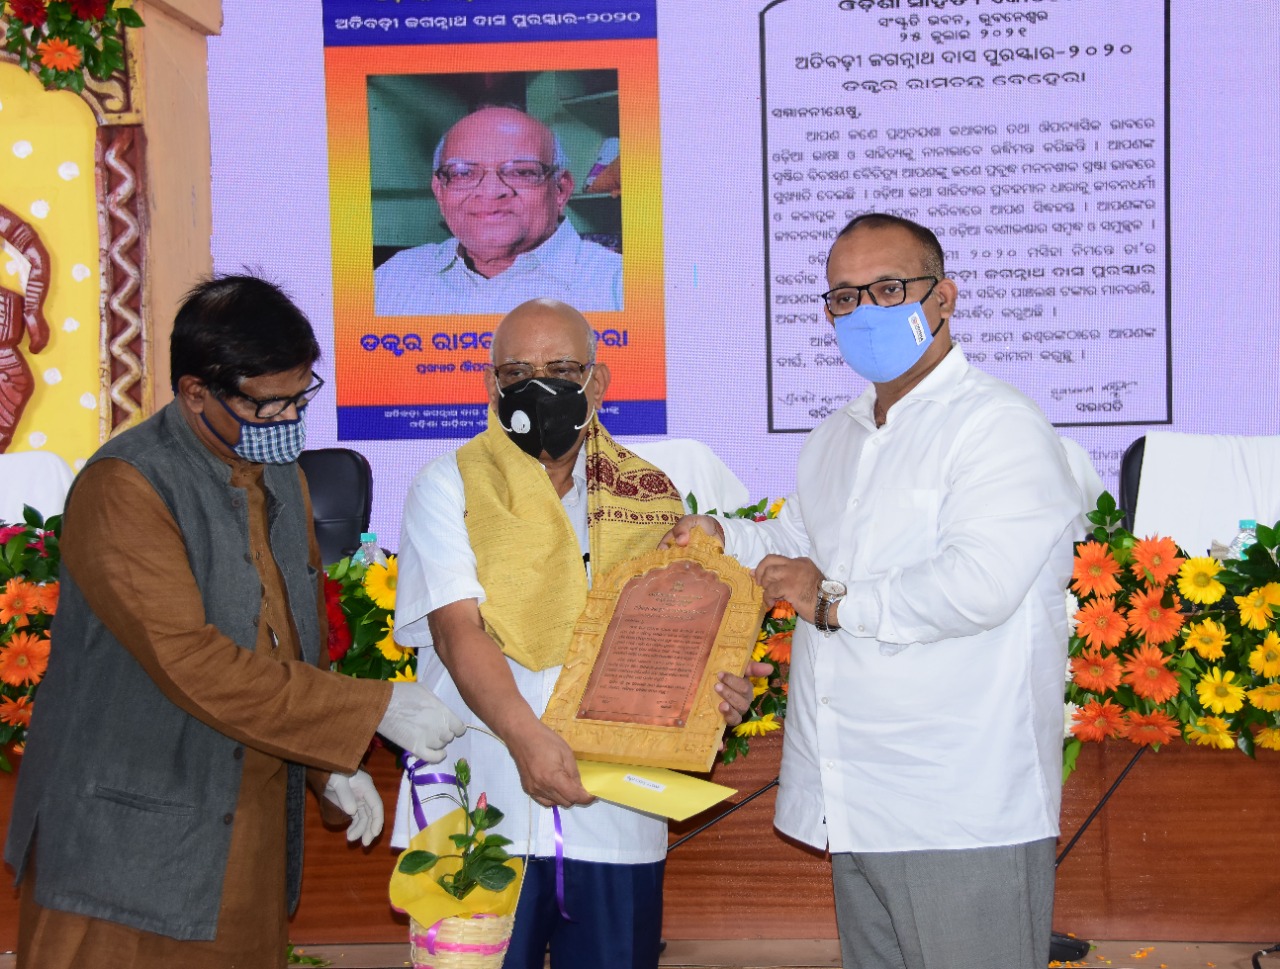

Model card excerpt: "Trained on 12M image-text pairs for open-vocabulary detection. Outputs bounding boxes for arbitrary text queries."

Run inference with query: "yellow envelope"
[576,760,736,821]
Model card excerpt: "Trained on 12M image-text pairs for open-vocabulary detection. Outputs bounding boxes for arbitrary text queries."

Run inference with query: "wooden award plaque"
[541,531,767,773]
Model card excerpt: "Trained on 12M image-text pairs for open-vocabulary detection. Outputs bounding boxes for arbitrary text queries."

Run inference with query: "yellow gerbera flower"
[1185,715,1235,749]
[1256,726,1280,751]
[1263,583,1280,607]
[363,556,398,610]
[376,617,407,662]
[389,666,416,683]
[751,638,769,663]
[768,498,786,517]
[1176,557,1225,605]
[1182,618,1229,660]
[733,713,780,737]
[1248,630,1280,678]
[1247,683,1280,713]
[1196,667,1246,714]
[1235,587,1275,630]
[750,676,770,697]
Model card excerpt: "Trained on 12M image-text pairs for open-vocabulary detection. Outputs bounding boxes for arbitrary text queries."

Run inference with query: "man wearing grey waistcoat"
[5,275,464,969]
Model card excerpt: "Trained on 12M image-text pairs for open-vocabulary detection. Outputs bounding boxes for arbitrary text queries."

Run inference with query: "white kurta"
[721,348,1081,855]
[392,437,747,861]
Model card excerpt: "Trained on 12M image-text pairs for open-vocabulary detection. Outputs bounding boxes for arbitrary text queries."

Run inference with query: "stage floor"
[0,939,1250,968]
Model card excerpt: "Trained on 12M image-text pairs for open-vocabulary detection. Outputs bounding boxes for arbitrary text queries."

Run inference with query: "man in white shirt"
[374,107,623,316]
[666,214,1080,969]
[393,298,762,969]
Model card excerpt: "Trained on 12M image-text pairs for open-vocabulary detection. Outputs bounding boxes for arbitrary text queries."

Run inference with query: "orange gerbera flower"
[1071,698,1126,742]
[35,581,59,615]
[0,695,32,728]
[1074,597,1128,650]
[36,36,82,72]
[1120,710,1180,747]
[764,631,792,664]
[1129,536,1184,586]
[1071,542,1123,598]
[0,578,37,625]
[1070,647,1122,694]
[1120,644,1180,702]
[769,600,796,621]
[1125,587,1184,645]
[0,631,50,687]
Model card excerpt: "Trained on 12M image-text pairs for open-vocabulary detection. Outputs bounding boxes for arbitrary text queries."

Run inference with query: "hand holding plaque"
[541,531,767,773]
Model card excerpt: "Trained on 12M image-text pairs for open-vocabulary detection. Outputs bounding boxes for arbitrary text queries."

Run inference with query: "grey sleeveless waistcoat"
[4,401,321,940]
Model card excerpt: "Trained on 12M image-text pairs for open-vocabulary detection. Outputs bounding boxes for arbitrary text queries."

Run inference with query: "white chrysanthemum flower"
[1063,701,1080,739]
[1065,591,1080,633]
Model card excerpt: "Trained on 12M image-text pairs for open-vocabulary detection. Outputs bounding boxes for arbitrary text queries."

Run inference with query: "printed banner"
[761,0,1170,431]
[322,0,666,440]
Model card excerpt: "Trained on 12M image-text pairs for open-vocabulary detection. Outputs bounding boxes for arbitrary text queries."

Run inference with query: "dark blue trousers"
[502,857,664,969]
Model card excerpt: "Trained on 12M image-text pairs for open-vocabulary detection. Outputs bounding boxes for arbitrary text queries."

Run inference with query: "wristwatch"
[814,578,847,635]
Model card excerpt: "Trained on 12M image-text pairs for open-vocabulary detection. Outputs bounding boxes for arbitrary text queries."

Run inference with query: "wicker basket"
[409,913,515,969]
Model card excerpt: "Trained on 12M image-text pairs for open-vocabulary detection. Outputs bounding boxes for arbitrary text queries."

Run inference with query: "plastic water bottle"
[1224,519,1257,560]
[352,532,388,567]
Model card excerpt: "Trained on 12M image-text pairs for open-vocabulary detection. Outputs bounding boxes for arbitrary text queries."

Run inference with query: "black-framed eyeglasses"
[819,276,939,316]
[434,160,559,191]
[493,359,590,388]
[225,372,325,419]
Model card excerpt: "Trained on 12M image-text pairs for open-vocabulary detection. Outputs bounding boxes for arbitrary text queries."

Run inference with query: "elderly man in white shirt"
[374,107,623,316]
[393,298,763,969]
[666,214,1081,969]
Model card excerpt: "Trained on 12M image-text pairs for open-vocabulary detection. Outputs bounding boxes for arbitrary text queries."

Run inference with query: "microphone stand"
[1048,745,1148,963]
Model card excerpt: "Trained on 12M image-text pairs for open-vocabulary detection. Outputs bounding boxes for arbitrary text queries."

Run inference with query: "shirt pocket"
[865,488,941,570]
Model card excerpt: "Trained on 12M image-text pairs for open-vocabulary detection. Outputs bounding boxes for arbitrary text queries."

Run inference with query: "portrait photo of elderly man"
[373,89,624,316]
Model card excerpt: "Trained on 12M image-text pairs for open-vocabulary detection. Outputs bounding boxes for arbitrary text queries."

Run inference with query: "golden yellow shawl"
[456,413,685,670]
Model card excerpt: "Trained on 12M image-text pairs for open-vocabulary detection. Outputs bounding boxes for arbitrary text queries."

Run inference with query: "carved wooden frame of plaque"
[542,531,766,773]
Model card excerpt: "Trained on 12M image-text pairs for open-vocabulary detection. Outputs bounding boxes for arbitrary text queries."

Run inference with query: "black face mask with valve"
[496,376,591,460]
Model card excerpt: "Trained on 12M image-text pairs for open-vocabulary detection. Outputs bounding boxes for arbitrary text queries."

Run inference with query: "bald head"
[434,107,565,172]
[431,108,575,275]
[485,299,609,429]
[491,299,597,367]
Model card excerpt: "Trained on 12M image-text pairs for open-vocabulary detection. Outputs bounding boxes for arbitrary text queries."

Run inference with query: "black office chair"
[298,448,373,565]
[1118,435,1146,532]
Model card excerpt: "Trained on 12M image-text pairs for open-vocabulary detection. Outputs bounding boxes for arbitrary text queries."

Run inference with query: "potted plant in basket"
[389,758,523,969]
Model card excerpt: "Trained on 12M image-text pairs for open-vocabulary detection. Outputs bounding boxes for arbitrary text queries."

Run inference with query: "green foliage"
[1,2,145,93]
[286,943,330,967]
[325,554,414,681]
[0,506,62,767]
[394,758,519,902]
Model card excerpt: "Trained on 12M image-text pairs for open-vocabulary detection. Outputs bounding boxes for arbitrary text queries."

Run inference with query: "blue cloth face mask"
[833,301,943,383]
[203,397,307,465]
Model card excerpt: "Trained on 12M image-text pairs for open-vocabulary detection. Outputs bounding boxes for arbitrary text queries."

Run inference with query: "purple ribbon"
[402,753,571,922]
[552,804,571,921]
[402,752,457,831]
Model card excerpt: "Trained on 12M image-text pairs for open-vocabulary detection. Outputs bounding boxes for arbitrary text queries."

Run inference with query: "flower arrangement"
[2,0,144,92]
[325,553,415,682]
[0,506,60,770]
[1063,492,1280,779]
[685,495,794,764]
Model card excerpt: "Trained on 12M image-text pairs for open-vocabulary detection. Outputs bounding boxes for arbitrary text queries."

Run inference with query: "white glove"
[322,769,384,846]
[377,681,466,764]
